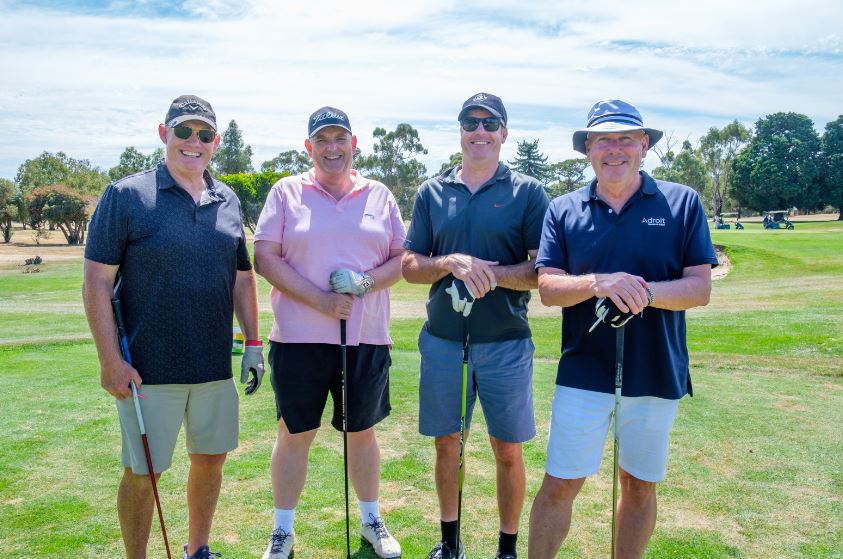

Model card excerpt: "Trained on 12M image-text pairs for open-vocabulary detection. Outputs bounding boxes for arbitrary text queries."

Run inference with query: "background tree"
[821,115,843,219]
[436,152,463,176]
[652,140,709,197]
[731,113,823,213]
[261,149,311,174]
[219,169,288,232]
[546,158,589,198]
[508,139,549,182]
[650,131,680,171]
[356,124,428,218]
[214,120,254,175]
[699,121,751,216]
[108,146,163,182]
[26,184,94,245]
[0,178,16,242]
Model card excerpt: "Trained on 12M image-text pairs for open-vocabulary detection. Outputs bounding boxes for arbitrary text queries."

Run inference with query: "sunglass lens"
[197,130,215,143]
[461,118,480,132]
[173,125,192,140]
[481,119,501,131]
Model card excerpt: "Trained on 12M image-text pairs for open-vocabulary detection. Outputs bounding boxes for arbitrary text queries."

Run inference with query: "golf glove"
[240,344,265,395]
[330,268,374,298]
[588,297,635,332]
[445,279,475,317]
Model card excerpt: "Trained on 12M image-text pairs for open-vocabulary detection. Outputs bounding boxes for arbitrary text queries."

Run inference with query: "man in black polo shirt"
[83,95,264,559]
[527,100,717,558]
[403,92,549,559]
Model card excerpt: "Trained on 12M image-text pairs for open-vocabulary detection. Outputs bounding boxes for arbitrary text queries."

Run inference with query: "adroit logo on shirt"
[641,216,666,226]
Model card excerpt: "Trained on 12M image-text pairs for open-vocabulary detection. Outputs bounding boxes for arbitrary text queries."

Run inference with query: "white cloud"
[0,0,841,178]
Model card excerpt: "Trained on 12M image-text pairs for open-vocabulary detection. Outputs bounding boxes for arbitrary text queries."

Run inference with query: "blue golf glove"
[445,279,475,317]
[330,268,374,298]
[240,344,265,395]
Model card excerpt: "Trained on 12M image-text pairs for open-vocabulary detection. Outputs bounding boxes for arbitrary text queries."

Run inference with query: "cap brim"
[167,115,217,131]
[572,124,663,154]
[458,105,504,123]
[309,123,353,137]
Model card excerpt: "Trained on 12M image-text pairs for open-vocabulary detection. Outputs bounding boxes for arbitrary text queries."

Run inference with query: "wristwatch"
[645,286,655,307]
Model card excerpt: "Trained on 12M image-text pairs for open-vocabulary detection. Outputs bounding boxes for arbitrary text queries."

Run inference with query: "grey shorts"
[116,378,239,475]
[418,328,535,443]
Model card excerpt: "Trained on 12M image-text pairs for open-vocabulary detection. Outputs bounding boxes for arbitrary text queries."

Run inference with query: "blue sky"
[1,0,841,179]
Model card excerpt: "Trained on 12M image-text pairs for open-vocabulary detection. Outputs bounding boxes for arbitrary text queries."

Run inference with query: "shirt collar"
[443,162,511,189]
[155,161,224,203]
[581,171,658,203]
[303,168,371,196]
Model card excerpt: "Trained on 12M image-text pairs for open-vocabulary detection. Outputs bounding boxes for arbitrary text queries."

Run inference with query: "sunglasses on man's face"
[172,125,216,144]
[460,117,502,132]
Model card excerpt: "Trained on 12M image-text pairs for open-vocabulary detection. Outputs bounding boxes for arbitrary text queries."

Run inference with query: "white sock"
[273,508,295,533]
[359,500,380,524]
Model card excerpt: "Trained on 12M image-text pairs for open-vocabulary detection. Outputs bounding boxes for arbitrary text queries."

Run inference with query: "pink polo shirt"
[254,169,406,346]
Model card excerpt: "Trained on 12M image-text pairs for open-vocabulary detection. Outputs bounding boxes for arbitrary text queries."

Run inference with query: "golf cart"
[762,210,795,230]
[714,212,744,230]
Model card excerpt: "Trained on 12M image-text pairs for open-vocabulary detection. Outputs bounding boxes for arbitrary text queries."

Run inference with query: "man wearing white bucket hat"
[527,99,717,558]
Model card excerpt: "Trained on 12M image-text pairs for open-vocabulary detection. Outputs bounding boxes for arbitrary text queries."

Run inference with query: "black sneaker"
[495,554,516,559]
[426,540,466,559]
[183,544,222,559]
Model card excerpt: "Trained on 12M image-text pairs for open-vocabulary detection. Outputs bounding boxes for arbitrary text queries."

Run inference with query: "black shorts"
[268,341,392,434]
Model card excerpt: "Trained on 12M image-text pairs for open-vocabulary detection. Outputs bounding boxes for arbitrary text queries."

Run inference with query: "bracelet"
[245,339,263,346]
[645,286,655,307]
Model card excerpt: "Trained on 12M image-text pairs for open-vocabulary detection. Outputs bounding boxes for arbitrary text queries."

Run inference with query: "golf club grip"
[142,434,172,559]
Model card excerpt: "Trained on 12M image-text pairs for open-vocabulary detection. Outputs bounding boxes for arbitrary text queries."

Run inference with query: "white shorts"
[545,385,680,483]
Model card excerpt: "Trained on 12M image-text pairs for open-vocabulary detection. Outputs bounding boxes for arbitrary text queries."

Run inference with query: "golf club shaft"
[340,319,350,559]
[456,333,469,553]
[611,326,625,559]
[112,293,172,559]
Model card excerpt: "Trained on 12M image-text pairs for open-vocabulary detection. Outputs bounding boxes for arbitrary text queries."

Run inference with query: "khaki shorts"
[116,378,239,475]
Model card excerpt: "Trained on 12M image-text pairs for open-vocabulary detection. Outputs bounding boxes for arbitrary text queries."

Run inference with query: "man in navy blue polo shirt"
[527,100,717,559]
[403,93,549,559]
[83,95,264,559]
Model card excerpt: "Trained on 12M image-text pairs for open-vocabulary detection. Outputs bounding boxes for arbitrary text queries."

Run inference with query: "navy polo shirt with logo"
[404,163,549,343]
[535,172,717,399]
[85,162,252,385]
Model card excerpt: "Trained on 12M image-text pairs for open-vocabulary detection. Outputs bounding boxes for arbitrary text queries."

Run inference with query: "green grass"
[0,220,841,557]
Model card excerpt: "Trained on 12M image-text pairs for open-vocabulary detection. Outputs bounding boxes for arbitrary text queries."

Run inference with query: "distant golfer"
[402,92,549,559]
[252,107,404,559]
[527,99,718,559]
[83,95,264,559]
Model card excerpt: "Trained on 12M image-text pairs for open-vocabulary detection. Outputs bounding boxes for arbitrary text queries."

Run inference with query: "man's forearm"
[493,259,538,291]
[254,251,328,310]
[401,251,453,284]
[537,270,598,308]
[233,270,260,340]
[649,266,712,310]
[366,250,404,292]
[82,269,123,369]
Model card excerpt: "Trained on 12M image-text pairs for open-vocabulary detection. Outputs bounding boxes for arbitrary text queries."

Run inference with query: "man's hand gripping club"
[330,268,375,298]
[446,279,475,317]
[240,343,265,395]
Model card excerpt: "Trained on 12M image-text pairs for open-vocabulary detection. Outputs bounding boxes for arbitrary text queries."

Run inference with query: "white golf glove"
[330,268,374,298]
[240,344,265,395]
[445,279,475,317]
[588,297,636,332]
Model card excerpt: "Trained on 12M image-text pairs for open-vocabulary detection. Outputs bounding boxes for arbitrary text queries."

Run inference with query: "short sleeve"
[254,180,287,243]
[524,183,550,251]
[403,183,433,255]
[388,193,407,251]
[84,183,128,265]
[535,201,568,271]
[682,192,718,268]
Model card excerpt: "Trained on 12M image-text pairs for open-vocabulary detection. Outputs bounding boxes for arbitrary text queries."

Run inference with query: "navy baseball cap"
[458,92,508,126]
[572,99,663,154]
[165,95,217,131]
[308,106,352,137]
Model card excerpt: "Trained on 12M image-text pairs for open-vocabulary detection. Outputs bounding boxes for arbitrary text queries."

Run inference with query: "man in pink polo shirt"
[253,107,405,559]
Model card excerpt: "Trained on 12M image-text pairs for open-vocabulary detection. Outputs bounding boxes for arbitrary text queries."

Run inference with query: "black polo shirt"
[535,172,718,399]
[85,162,252,385]
[404,163,549,343]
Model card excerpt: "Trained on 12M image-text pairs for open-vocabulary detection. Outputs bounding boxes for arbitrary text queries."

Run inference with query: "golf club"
[340,318,351,559]
[111,277,172,559]
[456,331,469,556]
[611,325,625,559]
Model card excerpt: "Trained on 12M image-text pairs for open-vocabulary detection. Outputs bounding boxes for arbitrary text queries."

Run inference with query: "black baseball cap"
[165,95,217,131]
[458,92,507,126]
[308,106,352,137]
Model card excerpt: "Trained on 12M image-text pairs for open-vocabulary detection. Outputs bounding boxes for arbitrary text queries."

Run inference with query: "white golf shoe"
[361,514,401,558]
[261,528,295,559]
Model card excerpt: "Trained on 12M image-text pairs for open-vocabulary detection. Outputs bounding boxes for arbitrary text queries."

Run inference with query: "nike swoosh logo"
[493,203,505,208]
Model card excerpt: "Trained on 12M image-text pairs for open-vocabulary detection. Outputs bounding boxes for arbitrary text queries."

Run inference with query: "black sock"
[441,520,459,549]
[499,531,518,555]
